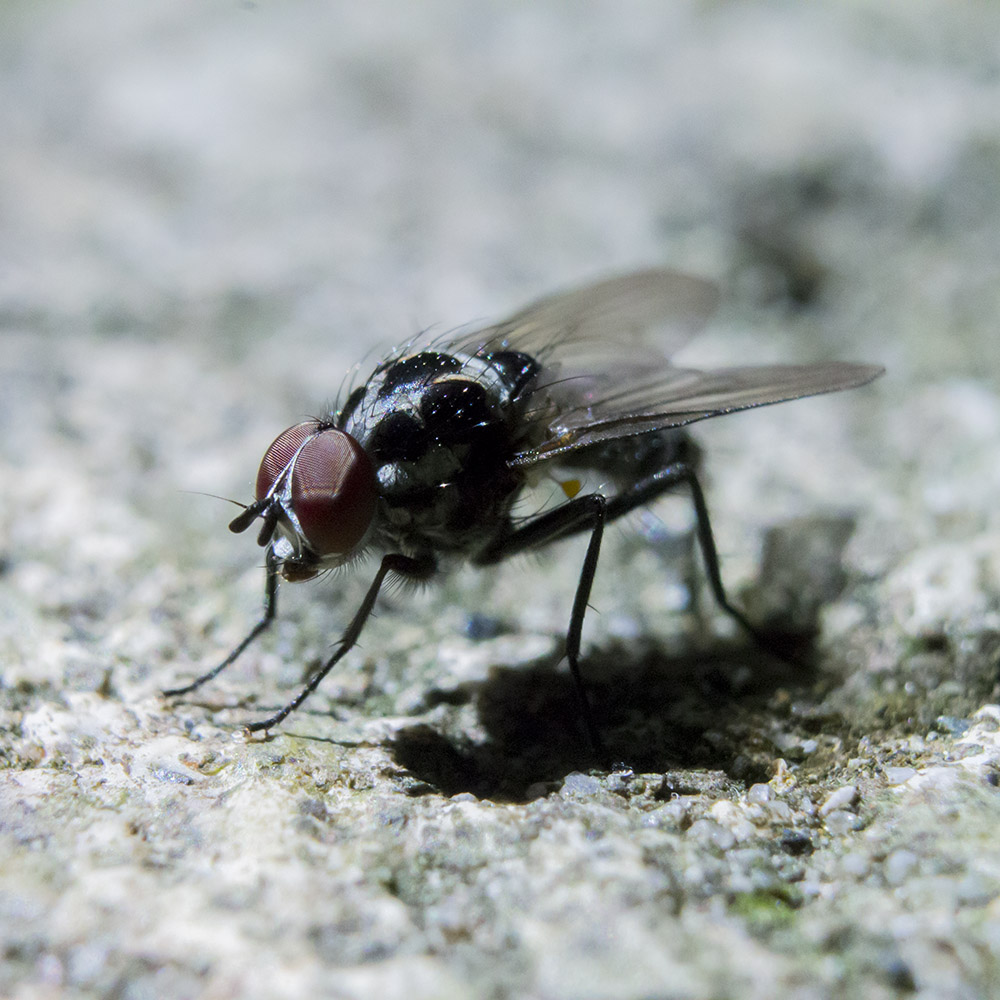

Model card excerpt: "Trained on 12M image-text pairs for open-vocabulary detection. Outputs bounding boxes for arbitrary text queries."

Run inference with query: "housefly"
[165,270,883,754]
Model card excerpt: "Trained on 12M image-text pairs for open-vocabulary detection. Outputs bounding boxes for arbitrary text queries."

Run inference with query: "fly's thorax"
[335,347,538,556]
[339,347,538,487]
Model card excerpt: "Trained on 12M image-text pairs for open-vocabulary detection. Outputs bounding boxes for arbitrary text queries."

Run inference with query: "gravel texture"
[3,2,1000,998]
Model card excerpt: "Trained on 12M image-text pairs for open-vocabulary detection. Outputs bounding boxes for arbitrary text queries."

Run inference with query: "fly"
[165,270,883,757]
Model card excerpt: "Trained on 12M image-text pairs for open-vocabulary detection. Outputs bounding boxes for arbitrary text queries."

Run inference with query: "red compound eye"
[289,429,377,557]
[256,422,321,501]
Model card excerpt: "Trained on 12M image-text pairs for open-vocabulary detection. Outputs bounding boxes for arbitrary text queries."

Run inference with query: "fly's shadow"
[390,635,818,801]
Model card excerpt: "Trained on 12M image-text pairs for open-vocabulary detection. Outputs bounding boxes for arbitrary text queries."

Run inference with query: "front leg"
[245,552,436,734]
[163,547,281,698]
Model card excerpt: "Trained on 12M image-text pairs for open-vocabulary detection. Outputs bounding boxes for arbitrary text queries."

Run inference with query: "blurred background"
[3,2,1000,997]
[3,0,998,677]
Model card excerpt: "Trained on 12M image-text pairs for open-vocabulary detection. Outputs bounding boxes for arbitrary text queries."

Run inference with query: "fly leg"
[477,495,610,760]
[474,458,773,758]
[163,548,281,698]
[245,552,435,734]
[600,461,808,666]
[600,460,760,641]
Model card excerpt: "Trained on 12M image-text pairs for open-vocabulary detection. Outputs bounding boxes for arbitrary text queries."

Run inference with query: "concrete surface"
[2,2,1000,998]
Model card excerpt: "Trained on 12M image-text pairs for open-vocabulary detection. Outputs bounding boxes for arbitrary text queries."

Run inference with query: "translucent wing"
[451,269,720,369]
[445,268,882,469]
[511,360,884,467]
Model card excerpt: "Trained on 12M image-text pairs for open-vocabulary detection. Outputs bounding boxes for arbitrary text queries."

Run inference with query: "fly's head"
[229,421,377,582]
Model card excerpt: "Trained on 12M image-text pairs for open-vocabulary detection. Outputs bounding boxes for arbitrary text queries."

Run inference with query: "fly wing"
[511,360,884,467]
[451,269,720,368]
[439,269,882,469]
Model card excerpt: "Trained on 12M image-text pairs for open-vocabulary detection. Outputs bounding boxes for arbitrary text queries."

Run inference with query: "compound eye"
[255,422,321,501]
[290,430,377,557]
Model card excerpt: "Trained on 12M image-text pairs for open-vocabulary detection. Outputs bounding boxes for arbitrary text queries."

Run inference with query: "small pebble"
[823,810,861,836]
[687,818,736,851]
[885,848,919,886]
[841,852,870,878]
[819,784,858,817]
[643,798,690,829]
[766,800,793,824]
[605,769,635,794]
[956,874,994,907]
[561,772,600,796]
[935,715,970,737]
